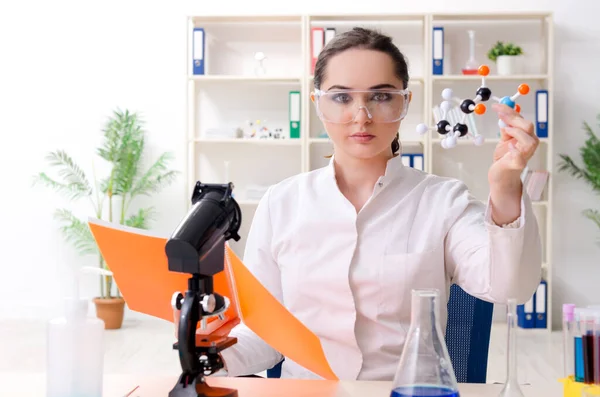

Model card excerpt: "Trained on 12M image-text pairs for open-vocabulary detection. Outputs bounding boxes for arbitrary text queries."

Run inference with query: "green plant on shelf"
[558,113,600,245]
[487,41,524,62]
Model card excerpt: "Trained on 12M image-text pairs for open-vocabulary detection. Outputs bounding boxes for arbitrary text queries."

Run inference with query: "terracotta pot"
[93,297,125,330]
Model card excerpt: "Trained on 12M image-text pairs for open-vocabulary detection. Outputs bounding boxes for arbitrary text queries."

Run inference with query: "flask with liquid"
[46,267,107,397]
[390,289,460,397]
[462,30,479,75]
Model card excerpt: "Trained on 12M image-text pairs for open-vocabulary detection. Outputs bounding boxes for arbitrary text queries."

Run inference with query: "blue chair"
[444,284,494,383]
[266,284,493,382]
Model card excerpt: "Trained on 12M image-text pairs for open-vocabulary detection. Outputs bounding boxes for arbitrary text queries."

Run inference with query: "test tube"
[576,308,587,383]
[594,312,600,385]
[582,310,596,384]
[563,304,576,379]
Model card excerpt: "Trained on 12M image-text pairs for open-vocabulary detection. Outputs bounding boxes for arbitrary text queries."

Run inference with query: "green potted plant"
[487,41,524,76]
[33,109,179,329]
[558,113,600,245]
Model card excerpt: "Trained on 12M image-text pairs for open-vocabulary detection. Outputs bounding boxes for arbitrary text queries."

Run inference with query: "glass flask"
[462,30,479,75]
[390,289,460,397]
[498,299,524,397]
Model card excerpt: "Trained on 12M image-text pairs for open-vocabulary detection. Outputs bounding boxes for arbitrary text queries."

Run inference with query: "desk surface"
[0,372,562,397]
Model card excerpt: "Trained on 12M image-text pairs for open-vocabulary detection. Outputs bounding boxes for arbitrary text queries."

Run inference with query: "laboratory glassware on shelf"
[462,30,479,75]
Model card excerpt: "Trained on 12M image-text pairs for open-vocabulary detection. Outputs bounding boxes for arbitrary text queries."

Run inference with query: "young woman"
[219,27,542,381]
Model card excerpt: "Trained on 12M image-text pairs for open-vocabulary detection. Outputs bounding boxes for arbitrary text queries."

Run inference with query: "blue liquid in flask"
[390,385,460,397]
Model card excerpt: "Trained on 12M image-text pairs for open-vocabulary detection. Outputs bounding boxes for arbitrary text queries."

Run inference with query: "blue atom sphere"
[500,96,516,108]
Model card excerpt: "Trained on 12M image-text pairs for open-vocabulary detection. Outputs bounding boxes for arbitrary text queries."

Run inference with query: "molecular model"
[416,65,530,149]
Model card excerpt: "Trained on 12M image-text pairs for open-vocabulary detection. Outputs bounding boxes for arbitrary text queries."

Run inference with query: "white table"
[0,372,563,397]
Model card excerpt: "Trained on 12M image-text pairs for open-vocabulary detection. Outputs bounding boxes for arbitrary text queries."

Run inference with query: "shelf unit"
[185,12,554,329]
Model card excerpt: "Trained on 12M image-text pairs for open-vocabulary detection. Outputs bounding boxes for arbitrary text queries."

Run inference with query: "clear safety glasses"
[313,88,411,124]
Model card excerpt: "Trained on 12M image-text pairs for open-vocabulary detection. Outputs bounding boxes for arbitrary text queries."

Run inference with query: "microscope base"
[169,373,238,397]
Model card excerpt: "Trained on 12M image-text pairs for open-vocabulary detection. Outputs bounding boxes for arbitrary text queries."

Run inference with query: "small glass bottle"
[390,289,460,397]
[498,299,524,397]
[47,297,105,397]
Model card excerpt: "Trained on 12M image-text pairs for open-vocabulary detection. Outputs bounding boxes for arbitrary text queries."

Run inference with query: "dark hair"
[314,27,409,155]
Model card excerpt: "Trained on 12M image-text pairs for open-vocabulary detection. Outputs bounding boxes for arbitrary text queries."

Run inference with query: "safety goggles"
[312,88,411,124]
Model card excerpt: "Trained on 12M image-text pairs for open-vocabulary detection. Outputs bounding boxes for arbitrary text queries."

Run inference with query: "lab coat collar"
[327,153,406,183]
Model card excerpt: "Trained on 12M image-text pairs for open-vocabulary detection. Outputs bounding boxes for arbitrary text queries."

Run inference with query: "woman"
[219,27,542,380]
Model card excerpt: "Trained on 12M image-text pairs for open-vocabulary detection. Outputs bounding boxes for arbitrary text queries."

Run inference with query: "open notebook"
[87,217,337,381]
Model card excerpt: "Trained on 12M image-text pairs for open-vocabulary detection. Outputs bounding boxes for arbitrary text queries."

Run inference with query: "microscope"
[165,181,242,397]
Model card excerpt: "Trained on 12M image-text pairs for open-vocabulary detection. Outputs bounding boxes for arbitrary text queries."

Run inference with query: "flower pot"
[93,297,125,329]
[496,55,522,76]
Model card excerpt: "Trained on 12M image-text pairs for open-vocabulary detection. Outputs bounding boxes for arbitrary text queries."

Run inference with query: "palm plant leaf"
[112,126,144,197]
[558,121,600,194]
[32,151,93,200]
[130,152,179,198]
[581,121,600,193]
[583,209,600,230]
[97,109,133,163]
[54,208,98,256]
[124,207,156,229]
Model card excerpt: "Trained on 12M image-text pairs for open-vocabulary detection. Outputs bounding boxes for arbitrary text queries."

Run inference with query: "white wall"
[1,0,599,329]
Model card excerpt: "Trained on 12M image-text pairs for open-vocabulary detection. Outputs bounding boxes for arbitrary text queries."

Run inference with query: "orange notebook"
[87,217,338,381]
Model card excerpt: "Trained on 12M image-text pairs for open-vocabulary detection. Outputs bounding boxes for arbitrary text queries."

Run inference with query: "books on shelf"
[521,168,549,201]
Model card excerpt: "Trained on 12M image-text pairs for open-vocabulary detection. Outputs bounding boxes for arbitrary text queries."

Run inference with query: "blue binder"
[193,27,205,75]
[432,27,444,75]
[535,280,547,328]
[517,294,535,328]
[535,90,548,138]
[401,154,424,171]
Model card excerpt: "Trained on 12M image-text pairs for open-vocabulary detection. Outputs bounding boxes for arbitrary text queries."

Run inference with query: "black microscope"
[165,181,242,397]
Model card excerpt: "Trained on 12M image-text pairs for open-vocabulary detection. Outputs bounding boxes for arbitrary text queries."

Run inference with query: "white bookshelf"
[186,12,554,330]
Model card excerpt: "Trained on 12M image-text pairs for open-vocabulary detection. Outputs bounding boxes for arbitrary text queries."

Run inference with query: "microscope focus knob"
[201,294,216,313]
[171,292,184,310]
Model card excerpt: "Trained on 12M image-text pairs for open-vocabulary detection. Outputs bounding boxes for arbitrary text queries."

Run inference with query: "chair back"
[267,284,494,382]
[445,283,494,383]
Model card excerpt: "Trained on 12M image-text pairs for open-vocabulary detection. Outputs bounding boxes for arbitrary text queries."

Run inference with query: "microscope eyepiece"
[165,182,241,276]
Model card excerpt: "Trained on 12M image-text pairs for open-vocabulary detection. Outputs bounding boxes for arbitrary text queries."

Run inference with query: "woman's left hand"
[488,103,539,224]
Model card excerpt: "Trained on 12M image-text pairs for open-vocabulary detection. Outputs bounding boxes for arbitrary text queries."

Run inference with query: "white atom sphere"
[498,119,507,129]
[442,88,454,100]
[446,136,457,149]
[441,101,452,113]
[416,123,429,135]
[441,138,447,149]
[474,135,485,146]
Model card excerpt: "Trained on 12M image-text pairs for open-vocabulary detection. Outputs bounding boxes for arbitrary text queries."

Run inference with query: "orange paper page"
[225,246,338,380]
[87,218,238,334]
[87,217,338,381]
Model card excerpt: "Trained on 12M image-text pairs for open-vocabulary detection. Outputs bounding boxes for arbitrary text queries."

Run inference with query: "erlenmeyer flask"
[390,289,460,397]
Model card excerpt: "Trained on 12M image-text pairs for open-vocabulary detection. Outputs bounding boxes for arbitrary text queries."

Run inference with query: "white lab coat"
[219,154,542,381]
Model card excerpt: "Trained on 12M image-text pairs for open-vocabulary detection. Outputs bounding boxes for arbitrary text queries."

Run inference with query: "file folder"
[517,294,535,328]
[432,27,444,75]
[193,27,205,75]
[401,153,425,171]
[324,28,336,45]
[412,154,424,171]
[289,91,300,139]
[311,28,324,74]
[535,90,548,138]
[535,280,547,328]
[401,154,411,167]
